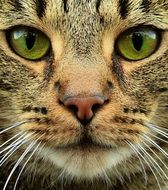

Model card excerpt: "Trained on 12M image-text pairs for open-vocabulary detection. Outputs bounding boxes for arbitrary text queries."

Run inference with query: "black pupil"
[26,31,36,50]
[132,32,143,51]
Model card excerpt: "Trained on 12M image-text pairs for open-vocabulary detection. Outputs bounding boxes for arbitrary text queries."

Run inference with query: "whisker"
[138,143,168,186]
[0,131,23,149]
[143,134,168,160]
[3,140,37,190]
[149,127,168,140]
[142,140,168,171]
[127,141,162,190]
[146,124,168,138]
[154,126,168,132]
[28,143,45,187]
[13,141,41,190]
[149,133,168,144]
[125,140,147,187]
[0,132,28,154]
[0,121,28,135]
[0,134,32,167]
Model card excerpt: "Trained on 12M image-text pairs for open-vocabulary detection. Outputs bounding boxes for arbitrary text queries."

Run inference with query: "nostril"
[67,105,78,115]
[92,98,109,114]
[59,100,78,114]
[92,103,102,114]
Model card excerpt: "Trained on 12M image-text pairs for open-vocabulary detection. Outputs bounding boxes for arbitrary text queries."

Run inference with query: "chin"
[39,145,132,180]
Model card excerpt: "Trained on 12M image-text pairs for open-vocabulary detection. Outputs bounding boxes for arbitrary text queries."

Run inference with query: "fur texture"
[0,0,168,189]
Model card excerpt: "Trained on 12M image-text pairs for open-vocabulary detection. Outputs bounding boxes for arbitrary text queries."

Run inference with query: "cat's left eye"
[116,26,161,61]
[7,26,50,60]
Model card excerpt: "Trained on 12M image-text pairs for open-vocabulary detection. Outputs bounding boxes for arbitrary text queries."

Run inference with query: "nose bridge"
[54,56,110,125]
[56,57,108,97]
[69,66,101,94]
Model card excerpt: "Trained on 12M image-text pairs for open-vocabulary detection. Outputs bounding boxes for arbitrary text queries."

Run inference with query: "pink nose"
[63,96,105,123]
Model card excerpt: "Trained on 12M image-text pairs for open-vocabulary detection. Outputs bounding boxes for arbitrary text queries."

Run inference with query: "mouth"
[27,118,116,151]
[56,134,114,151]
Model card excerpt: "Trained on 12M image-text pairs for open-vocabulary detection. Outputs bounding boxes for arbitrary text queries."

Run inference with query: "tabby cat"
[0,0,168,189]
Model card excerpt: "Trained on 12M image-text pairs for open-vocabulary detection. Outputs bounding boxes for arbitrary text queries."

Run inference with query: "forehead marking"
[36,0,47,19]
[118,0,130,19]
[141,0,151,12]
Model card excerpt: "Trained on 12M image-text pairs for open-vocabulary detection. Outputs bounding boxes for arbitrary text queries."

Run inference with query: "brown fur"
[0,0,168,189]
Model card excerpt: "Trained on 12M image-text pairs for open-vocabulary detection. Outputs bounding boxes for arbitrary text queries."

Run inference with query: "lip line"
[55,143,114,151]
[53,137,114,150]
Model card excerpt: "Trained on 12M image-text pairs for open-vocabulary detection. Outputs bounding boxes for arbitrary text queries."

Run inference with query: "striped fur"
[0,0,168,190]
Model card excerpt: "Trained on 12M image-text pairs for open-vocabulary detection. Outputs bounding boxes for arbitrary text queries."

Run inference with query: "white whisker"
[0,132,24,149]
[142,140,168,171]
[0,134,31,167]
[152,128,168,140]
[3,140,37,190]
[148,123,168,132]
[125,141,147,187]
[13,142,41,190]
[138,143,168,186]
[149,133,168,144]
[143,134,168,159]
[127,141,162,190]
[147,124,168,139]
[28,143,45,187]
[0,132,28,154]
[0,121,28,135]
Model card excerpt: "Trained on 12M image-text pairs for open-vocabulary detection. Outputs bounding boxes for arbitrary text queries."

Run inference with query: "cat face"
[0,0,168,185]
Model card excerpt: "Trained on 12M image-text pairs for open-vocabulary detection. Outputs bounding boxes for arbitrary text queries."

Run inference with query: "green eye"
[8,27,50,60]
[116,26,160,61]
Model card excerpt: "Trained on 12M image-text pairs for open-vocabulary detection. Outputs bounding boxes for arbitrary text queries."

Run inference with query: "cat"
[0,0,168,189]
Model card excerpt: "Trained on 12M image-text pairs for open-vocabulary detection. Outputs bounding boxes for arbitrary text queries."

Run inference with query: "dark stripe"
[44,52,54,82]
[0,80,16,92]
[141,0,151,12]
[96,0,101,13]
[112,53,125,85]
[9,0,23,11]
[158,87,168,93]
[36,0,47,19]
[118,0,129,19]
[63,0,68,13]
[14,0,23,11]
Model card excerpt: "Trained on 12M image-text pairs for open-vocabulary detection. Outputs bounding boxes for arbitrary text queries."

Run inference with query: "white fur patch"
[40,146,131,180]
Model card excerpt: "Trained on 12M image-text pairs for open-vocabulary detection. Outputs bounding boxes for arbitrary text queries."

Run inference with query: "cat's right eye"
[7,26,50,60]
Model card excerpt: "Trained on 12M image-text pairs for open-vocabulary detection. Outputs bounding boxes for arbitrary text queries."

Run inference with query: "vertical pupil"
[26,31,36,50]
[132,32,143,51]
